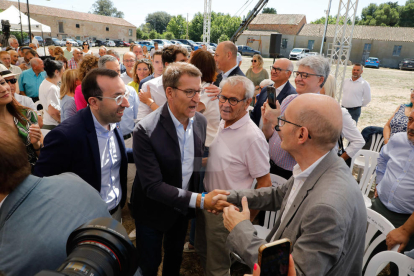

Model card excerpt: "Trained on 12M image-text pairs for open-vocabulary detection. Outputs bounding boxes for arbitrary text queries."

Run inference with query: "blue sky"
[11,0,408,28]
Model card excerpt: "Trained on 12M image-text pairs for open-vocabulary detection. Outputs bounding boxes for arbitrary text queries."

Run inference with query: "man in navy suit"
[34,68,133,222]
[214,41,245,87]
[250,58,297,126]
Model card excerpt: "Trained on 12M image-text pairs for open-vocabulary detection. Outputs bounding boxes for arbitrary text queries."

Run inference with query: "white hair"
[260,79,274,88]
[98,55,118,68]
[220,76,255,99]
[8,37,17,45]
[297,55,330,88]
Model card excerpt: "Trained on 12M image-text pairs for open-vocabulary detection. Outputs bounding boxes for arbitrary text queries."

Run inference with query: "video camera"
[35,217,138,276]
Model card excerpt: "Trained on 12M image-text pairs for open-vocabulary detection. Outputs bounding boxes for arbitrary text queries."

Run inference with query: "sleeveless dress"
[390,104,408,136]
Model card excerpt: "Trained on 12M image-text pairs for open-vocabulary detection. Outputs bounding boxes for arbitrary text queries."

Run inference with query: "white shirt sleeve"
[46,86,61,111]
[361,81,371,107]
[341,108,365,158]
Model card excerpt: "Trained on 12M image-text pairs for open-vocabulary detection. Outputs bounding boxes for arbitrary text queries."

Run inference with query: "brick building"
[0,0,136,42]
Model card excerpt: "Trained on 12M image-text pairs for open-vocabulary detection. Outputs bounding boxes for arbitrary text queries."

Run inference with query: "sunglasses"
[251,60,257,63]
[6,78,17,84]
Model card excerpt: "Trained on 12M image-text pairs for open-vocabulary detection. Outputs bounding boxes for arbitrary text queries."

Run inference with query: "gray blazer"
[226,150,367,276]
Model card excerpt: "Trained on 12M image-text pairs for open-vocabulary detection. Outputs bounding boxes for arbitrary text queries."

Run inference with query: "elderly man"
[372,110,414,253]
[132,45,144,59]
[196,76,271,276]
[341,63,371,124]
[251,58,296,126]
[120,51,136,85]
[132,62,231,276]
[0,51,22,77]
[18,57,45,102]
[213,41,245,87]
[18,48,37,71]
[8,50,19,65]
[68,48,83,69]
[8,37,19,51]
[63,41,73,60]
[98,46,107,58]
[0,123,111,276]
[214,93,367,275]
[262,56,364,179]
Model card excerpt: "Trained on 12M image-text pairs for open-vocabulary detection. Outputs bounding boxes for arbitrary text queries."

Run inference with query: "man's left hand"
[223,196,250,232]
[386,227,411,252]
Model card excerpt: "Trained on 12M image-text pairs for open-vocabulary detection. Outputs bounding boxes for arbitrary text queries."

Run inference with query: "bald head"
[214,41,238,72]
[72,48,83,62]
[123,51,136,70]
[30,58,44,73]
[271,58,293,86]
[7,50,18,65]
[286,94,342,151]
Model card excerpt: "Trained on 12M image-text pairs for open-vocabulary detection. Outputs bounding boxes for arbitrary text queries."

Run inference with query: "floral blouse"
[13,108,39,166]
[390,104,408,136]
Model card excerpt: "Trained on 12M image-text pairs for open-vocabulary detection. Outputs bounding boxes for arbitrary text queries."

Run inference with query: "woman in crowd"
[128,59,153,94]
[81,41,93,56]
[142,46,150,59]
[39,59,64,130]
[60,69,80,122]
[48,45,56,57]
[245,54,269,98]
[0,73,43,166]
[53,46,64,57]
[74,55,99,110]
[55,55,68,70]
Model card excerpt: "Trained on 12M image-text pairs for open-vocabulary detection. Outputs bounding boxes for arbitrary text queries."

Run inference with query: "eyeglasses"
[251,60,257,63]
[276,115,312,139]
[5,78,17,84]
[124,59,135,63]
[293,71,323,79]
[217,94,246,106]
[95,90,130,105]
[270,66,290,73]
[173,87,203,98]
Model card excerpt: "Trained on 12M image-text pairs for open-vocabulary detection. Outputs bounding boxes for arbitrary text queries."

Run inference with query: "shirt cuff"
[189,192,198,208]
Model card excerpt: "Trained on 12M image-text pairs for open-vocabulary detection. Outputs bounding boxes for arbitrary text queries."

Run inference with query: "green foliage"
[146,11,172,34]
[262,7,277,14]
[209,12,242,43]
[399,0,414,26]
[11,31,28,44]
[167,15,187,39]
[90,0,124,18]
[140,23,152,33]
[136,28,143,39]
[149,30,162,39]
[141,33,149,40]
[163,31,175,40]
[218,34,229,42]
[188,12,204,42]
[310,15,338,24]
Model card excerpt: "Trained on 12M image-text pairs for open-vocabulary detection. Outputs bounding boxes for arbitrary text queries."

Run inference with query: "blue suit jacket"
[213,66,245,87]
[250,81,297,126]
[34,106,133,208]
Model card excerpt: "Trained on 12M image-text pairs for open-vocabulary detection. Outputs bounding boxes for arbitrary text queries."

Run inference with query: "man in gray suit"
[214,93,367,275]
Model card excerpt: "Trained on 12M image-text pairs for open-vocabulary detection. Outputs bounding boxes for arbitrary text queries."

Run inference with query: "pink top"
[74,85,87,111]
[204,112,270,192]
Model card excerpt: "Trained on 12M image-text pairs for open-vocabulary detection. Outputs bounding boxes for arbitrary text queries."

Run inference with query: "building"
[0,0,136,42]
[236,13,414,68]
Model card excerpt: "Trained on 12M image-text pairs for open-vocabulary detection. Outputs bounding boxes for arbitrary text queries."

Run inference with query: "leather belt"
[123,133,132,140]
[342,106,361,110]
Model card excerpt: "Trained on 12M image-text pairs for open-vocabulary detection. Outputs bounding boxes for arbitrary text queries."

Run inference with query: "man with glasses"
[68,48,83,69]
[63,41,73,61]
[251,58,296,126]
[132,62,230,275]
[120,51,136,85]
[34,68,134,222]
[216,93,367,275]
[196,76,271,276]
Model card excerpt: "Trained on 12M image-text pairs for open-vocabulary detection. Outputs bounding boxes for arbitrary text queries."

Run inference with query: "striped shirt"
[68,57,78,69]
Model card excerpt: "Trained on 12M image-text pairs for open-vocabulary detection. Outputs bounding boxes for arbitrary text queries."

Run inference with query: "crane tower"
[203,0,212,43]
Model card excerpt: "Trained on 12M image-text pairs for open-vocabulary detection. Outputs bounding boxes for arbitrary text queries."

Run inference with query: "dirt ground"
[107,48,412,275]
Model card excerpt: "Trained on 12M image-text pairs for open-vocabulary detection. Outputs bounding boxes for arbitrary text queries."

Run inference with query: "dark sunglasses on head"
[6,78,17,84]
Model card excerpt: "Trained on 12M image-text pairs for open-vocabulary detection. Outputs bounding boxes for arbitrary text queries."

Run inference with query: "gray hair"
[260,79,274,88]
[8,37,17,45]
[297,55,330,88]
[98,55,118,68]
[220,76,255,99]
[107,50,120,60]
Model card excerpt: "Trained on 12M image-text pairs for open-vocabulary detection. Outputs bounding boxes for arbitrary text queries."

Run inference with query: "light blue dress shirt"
[91,110,122,211]
[376,132,414,214]
[119,85,140,136]
[18,69,46,97]
[167,105,198,208]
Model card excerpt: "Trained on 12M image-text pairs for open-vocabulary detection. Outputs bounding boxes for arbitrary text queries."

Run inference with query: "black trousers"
[269,160,292,180]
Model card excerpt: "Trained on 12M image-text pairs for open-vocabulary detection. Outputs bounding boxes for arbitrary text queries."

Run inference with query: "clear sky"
[10,0,408,28]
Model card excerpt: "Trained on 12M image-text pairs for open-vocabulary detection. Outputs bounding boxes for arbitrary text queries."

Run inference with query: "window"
[59,22,64,33]
[281,38,288,49]
[106,27,109,31]
[76,24,80,28]
[393,45,402,56]
[307,40,315,50]
[76,36,80,40]
[129,29,133,36]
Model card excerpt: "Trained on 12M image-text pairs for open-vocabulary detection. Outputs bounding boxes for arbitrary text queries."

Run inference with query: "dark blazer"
[132,103,207,231]
[139,74,155,88]
[250,81,297,126]
[34,106,133,208]
[213,66,245,87]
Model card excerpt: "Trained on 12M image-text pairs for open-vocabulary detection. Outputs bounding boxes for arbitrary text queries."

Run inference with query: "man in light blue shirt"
[373,109,414,251]
[18,57,45,101]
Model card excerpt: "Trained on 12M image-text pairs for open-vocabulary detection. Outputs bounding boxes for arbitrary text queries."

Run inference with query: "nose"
[192,91,201,103]
[121,96,130,108]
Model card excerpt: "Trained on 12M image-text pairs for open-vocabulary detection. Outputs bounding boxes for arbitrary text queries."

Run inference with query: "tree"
[262,7,277,14]
[141,33,149,40]
[163,31,175,40]
[149,30,162,39]
[90,0,124,18]
[188,12,204,42]
[166,15,187,39]
[218,34,229,42]
[372,3,399,26]
[146,11,172,34]
[136,28,143,39]
[399,0,414,27]
[311,16,337,24]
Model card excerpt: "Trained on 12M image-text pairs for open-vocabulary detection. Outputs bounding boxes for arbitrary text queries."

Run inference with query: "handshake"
[195,189,234,213]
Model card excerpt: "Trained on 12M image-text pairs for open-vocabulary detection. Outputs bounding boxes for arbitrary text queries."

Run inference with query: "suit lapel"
[83,107,102,190]
[160,103,179,147]
[276,81,291,103]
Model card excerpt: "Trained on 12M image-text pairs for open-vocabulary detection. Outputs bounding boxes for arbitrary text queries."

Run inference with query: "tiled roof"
[298,24,414,42]
[0,1,136,28]
[240,30,277,36]
[250,14,306,25]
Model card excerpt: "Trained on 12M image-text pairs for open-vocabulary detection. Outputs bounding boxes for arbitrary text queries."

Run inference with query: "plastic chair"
[354,134,384,181]
[364,208,399,271]
[40,129,50,138]
[365,251,414,276]
[350,150,379,208]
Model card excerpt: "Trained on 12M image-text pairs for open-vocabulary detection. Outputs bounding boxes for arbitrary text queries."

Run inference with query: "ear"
[297,127,310,145]
[165,87,174,100]
[245,98,252,109]
[88,97,100,110]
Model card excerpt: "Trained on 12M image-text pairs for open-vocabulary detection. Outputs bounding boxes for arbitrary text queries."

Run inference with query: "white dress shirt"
[137,76,167,121]
[120,72,133,85]
[341,77,371,108]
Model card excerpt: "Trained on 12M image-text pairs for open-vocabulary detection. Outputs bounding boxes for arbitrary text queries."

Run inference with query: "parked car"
[195,42,215,52]
[307,52,319,56]
[289,48,310,60]
[94,40,105,47]
[137,41,155,51]
[76,40,83,47]
[44,37,62,46]
[399,58,414,70]
[152,39,173,49]
[34,36,44,46]
[237,45,261,56]
[103,40,115,47]
[365,57,380,68]
[170,40,192,53]
[175,39,199,51]
[209,42,218,48]
[61,38,79,47]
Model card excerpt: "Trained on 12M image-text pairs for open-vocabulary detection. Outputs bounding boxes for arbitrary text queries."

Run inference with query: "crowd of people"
[0,35,413,276]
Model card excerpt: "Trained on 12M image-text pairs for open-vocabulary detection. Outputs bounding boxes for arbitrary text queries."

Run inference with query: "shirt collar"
[0,195,8,210]
[350,76,363,82]
[167,104,194,129]
[90,109,117,134]
[292,151,329,181]
[220,112,250,130]
[276,81,288,92]
[223,64,238,78]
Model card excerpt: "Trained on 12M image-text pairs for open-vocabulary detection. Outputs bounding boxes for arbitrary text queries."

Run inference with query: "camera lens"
[55,217,138,276]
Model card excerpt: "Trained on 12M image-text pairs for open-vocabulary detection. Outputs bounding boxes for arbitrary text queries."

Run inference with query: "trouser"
[41,124,57,130]
[361,126,383,144]
[195,209,231,276]
[345,106,362,124]
[135,216,188,276]
[110,204,122,222]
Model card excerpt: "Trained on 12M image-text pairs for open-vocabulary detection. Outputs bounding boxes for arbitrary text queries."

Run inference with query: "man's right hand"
[196,189,236,213]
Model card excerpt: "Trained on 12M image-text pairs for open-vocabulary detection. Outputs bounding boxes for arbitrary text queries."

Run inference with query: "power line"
[233,0,251,17]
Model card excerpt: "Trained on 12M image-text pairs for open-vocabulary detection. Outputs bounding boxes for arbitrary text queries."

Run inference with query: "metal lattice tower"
[328,0,359,103]
[203,0,212,43]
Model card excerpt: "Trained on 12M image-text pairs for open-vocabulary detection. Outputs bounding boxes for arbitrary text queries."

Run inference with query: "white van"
[289,48,310,60]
